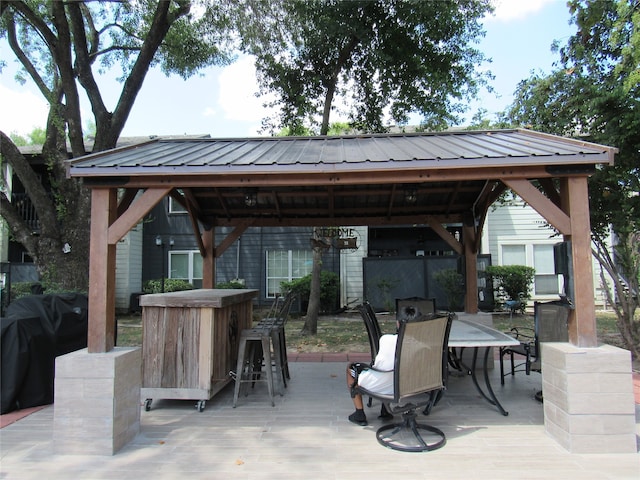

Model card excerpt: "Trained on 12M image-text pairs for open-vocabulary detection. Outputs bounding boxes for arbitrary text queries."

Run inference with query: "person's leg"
[346,363,367,425]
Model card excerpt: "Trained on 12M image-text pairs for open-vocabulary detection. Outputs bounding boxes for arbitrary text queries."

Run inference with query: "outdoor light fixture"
[405,187,418,204]
[155,235,174,293]
[244,189,258,207]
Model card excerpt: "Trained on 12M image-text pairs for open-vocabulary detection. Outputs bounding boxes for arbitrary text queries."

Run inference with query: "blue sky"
[0,0,574,139]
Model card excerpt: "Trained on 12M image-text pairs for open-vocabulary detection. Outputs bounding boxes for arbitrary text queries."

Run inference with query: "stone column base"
[54,347,141,455]
[542,343,637,453]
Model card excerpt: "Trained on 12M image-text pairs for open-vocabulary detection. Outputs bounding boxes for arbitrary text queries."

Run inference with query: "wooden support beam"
[426,216,463,255]
[502,178,572,235]
[117,188,139,217]
[107,187,172,244]
[182,188,207,257]
[87,188,117,353]
[563,177,598,347]
[216,219,254,257]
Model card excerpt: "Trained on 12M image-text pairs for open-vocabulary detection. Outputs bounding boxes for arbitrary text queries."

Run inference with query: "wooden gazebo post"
[53,186,142,455]
[87,187,117,353]
[562,176,597,347]
[542,175,636,452]
[54,186,173,455]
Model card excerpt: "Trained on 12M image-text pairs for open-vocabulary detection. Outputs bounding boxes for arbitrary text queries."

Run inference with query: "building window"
[533,244,559,295]
[266,249,313,297]
[168,191,187,214]
[499,242,560,296]
[169,250,203,288]
[501,244,526,265]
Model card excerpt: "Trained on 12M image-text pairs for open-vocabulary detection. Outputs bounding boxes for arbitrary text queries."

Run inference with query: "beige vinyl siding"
[484,198,610,307]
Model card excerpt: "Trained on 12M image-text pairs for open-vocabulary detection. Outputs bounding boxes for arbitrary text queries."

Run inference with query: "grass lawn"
[116,308,629,354]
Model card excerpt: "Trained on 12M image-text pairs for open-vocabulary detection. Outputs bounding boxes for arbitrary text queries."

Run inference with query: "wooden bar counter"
[140,289,258,411]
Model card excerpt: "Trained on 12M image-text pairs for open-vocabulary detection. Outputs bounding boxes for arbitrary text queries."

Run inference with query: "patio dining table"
[447,318,519,416]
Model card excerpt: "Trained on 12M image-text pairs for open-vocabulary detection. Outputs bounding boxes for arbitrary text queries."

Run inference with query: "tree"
[506,0,639,358]
[9,127,46,146]
[237,0,493,334]
[0,1,234,291]
[238,0,493,135]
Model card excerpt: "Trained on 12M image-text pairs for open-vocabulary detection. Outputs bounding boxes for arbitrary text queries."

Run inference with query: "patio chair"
[354,312,452,452]
[499,300,571,385]
[355,302,385,408]
[256,291,297,385]
[395,297,436,316]
[356,302,383,361]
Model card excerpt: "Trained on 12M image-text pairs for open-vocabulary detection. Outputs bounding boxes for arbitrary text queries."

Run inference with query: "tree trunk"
[1,131,91,292]
[300,246,323,335]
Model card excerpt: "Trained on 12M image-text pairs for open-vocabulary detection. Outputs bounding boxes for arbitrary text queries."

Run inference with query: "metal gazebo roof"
[67,127,616,351]
[67,128,615,228]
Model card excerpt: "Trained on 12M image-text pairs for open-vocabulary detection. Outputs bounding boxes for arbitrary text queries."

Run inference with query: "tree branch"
[0,191,38,254]
[67,1,110,132]
[5,10,53,101]
[320,35,361,135]
[106,0,191,147]
[0,131,59,237]
[51,2,86,156]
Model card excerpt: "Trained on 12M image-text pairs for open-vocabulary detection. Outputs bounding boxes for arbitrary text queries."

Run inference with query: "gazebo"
[59,128,635,454]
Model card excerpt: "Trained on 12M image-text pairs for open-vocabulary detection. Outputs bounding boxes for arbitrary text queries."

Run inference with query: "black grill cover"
[0,293,88,414]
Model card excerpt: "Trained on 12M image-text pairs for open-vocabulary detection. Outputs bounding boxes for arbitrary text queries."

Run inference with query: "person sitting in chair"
[345,305,420,426]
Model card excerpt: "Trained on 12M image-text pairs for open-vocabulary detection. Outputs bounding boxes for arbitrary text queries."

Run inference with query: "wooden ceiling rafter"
[327,186,335,218]
[214,187,232,219]
[445,181,462,216]
[211,212,467,228]
[470,181,507,252]
[181,188,203,218]
[269,190,282,218]
[181,188,208,257]
[193,184,480,200]
[196,203,474,222]
[386,183,398,219]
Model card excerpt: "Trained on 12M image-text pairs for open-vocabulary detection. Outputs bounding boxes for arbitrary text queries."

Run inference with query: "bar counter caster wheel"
[196,400,206,412]
[144,398,152,411]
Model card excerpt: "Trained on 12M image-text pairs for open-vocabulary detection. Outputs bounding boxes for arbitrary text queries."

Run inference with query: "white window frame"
[168,191,187,214]
[497,239,562,298]
[169,250,203,286]
[265,249,313,298]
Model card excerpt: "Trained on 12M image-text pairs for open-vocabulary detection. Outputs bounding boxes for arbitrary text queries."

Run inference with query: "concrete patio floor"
[1,356,638,480]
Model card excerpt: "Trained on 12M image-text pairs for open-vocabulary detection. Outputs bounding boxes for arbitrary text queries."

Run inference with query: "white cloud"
[217,56,269,123]
[487,0,558,22]
[0,84,49,136]
[202,106,216,117]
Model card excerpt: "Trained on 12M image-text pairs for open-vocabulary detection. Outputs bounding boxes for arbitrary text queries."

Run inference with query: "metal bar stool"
[232,327,285,407]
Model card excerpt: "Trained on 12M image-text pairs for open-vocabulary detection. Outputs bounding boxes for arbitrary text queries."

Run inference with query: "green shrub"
[433,268,465,311]
[143,278,194,294]
[6,281,38,301]
[485,265,535,312]
[216,280,247,289]
[281,271,340,313]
